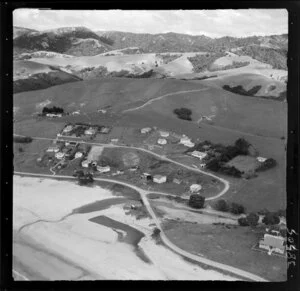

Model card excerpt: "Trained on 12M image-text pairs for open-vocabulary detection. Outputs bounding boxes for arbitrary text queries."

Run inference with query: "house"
[183,141,195,148]
[141,127,152,134]
[55,152,65,160]
[180,136,191,144]
[97,165,111,173]
[259,233,286,255]
[200,163,206,168]
[75,152,83,159]
[190,184,202,193]
[157,138,167,145]
[84,127,96,135]
[173,178,181,184]
[81,160,90,168]
[46,146,60,153]
[153,175,167,184]
[159,130,169,137]
[191,151,207,160]
[63,125,73,133]
[257,157,267,163]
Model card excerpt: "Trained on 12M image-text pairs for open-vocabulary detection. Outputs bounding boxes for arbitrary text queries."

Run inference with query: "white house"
[259,233,285,255]
[157,138,167,145]
[141,127,152,134]
[257,157,267,163]
[75,152,83,159]
[63,125,73,133]
[183,141,195,148]
[159,130,169,137]
[85,127,96,135]
[55,152,65,160]
[153,175,167,184]
[191,151,207,160]
[97,165,111,173]
[81,160,90,168]
[190,184,202,193]
[180,136,191,144]
[46,146,60,153]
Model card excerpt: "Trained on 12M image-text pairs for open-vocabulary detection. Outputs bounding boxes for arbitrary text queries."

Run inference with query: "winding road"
[14,170,267,282]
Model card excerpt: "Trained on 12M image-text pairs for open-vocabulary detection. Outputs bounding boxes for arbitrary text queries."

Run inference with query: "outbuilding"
[190,184,202,193]
[141,127,152,134]
[257,157,267,163]
[191,151,207,160]
[157,138,167,145]
[97,165,111,173]
[159,130,169,137]
[81,160,90,168]
[153,175,167,184]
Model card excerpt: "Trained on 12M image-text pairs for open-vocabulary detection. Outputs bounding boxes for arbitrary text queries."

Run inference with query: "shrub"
[78,173,94,185]
[262,212,280,225]
[214,199,229,212]
[173,108,192,121]
[256,158,277,172]
[238,217,249,226]
[188,194,205,209]
[230,202,246,215]
[42,106,64,114]
[246,212,259,227]
[151,227,161,239]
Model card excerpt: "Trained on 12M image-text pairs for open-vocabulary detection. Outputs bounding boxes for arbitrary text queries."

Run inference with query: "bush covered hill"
[14,26,113,56]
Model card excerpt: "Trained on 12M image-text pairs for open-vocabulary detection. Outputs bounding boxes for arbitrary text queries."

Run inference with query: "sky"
[13,9,288,37]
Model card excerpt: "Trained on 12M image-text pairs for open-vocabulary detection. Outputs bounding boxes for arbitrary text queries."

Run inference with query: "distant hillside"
[13,26,37,39]
[14,60,81,93]
[14,26,113,56]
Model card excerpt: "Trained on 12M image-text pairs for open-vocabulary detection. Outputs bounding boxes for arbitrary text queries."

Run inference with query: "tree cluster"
[187,52,226,73]
[173,108,192,121]
[238,212,259,227]
[188,194,205,209]
[42,106,64,114]
[256,158,277,172]
[214,199,246,215]
[14,136,33,143]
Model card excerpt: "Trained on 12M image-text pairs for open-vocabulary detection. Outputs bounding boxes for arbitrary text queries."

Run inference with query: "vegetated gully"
[14,137,267,281]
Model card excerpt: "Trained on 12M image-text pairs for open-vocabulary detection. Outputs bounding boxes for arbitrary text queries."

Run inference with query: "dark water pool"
[89,215,151,264]
[72,198,136,214]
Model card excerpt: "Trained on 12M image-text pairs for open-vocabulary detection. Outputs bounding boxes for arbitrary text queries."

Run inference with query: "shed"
[190,184,202,193]
[157,138,167,145]
[141,127,152,134]
[257,157,267,163]
[97,165,111,173]
[153,175,167,184]
[159,130,169,137]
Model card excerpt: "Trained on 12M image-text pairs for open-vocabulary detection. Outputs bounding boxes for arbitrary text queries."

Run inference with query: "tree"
[214,199,229,212]
[173,108,192,121]
[188,194,205,209]
[262,212,280,225]
[238,217,249,226]
[234,138,251,155]
[246,212,259,227]
[230,202,246,215]
[151,227,161,239]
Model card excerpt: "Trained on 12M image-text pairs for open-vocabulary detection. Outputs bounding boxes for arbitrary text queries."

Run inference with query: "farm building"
[191,151,207,160]
[84,127,97,135]
[81,160,90,168]
[55,152,65,160]
[141,127,152,134]
[259,234,286,255]
[257,157,267,163]
[75,152,83,159]
[180,136,191,144]
[173,178,181,184]
[72,111,80,115]
[190,184,202,193]
[97,165,111,173]
[157,138,167,145]
[183,141,195,148]
[46,113,62,118]
[63,125,73,133]
[153,175,167,184]
[46,146,60,153]
[159,130,170,137]
[99,126,111,134]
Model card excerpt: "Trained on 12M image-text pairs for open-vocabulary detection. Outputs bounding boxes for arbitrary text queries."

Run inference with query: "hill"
[13,26,113,56]
[13,60,81,93]
[13,26,37,39]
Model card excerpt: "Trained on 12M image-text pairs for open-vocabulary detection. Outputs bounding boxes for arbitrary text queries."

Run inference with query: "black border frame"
[1,1,299,290]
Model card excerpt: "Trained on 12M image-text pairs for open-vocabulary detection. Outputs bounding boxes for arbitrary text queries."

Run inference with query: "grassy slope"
[13,77,286,211]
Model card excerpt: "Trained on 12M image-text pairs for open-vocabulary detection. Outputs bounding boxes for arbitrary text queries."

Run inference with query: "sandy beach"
[13,175,238,280]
